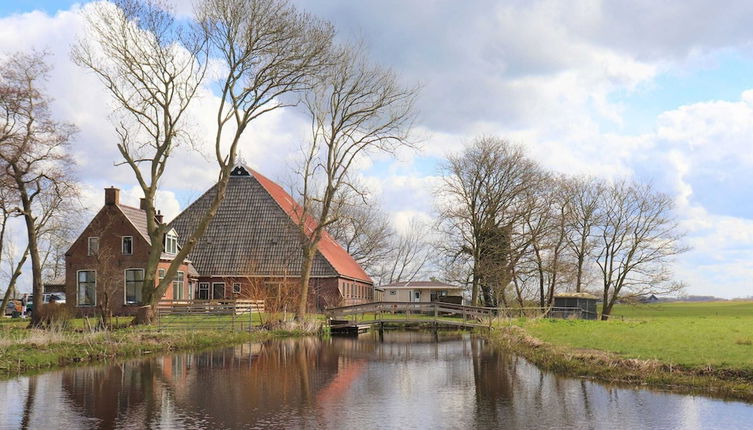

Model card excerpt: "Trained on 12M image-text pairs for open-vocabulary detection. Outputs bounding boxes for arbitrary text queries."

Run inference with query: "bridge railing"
[326,301,591,324]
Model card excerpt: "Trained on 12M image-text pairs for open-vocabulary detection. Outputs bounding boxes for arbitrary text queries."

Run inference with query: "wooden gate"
[156,299,265,331]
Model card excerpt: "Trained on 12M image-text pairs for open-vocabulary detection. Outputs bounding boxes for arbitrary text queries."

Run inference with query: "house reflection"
[3,332,751,429]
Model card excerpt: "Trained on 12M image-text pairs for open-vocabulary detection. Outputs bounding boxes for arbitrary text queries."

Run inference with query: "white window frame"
[87,237,99,256]
[76,269,96,306]
[198,282,210,300]
[189,281,196,300]
[232,283,241,294]
[164,232,178,255]
[122,236,133,255]
[124,268,145,305]
[173,271,185,300]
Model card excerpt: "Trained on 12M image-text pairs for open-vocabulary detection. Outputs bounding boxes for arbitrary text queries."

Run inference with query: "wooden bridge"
[326,301,505,334]
[325,301,590,334]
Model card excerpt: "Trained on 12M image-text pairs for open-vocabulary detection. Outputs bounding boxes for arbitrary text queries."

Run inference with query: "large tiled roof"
[169,166,372,283]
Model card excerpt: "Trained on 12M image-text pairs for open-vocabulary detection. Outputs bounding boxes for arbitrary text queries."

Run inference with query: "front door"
[413,290,421,302]
[212,282,226,300]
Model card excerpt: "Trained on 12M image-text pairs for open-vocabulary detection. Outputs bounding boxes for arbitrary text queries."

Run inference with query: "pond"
[1,331,752,429]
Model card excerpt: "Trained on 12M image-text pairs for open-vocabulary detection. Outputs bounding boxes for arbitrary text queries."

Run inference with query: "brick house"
[169,165,373,311]
[64,187,196,316]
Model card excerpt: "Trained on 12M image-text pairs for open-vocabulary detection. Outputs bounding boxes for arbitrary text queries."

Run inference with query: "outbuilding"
[552,292,598,320]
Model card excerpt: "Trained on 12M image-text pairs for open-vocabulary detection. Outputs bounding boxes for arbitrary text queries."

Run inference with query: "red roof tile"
[250,169,372,284]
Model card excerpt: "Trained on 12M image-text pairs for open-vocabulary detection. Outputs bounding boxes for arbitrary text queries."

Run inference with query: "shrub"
[36,303,73,330]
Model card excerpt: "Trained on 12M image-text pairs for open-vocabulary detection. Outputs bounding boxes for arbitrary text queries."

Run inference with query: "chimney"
[155,210,164,224]
[140,198,148,210]
[105,187,120,206]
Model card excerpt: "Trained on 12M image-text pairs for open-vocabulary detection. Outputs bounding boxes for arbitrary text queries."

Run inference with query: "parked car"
[25,293,67,315]
[43,293,66,304]
[4,300,22,316]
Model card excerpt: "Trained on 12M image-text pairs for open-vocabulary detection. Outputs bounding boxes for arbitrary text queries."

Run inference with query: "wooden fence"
[156,299,265,331]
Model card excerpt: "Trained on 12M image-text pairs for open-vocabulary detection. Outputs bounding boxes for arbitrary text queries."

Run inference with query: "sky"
[2,0,753,298]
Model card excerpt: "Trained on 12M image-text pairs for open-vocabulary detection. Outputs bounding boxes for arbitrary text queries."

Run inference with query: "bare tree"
[75,0,333,323]
[93,242,121,328]
[0,181,20,313]
[377,219,433,285]
[0,229,29,315]
[294,43,416,318]
[563,176,603,292]
[594,180,687,319]
[437,137,543,306]
[0,51,78,326]
[522,176,577,308]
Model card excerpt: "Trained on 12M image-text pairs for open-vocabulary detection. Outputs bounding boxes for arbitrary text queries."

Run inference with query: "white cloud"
[7,1,753,298]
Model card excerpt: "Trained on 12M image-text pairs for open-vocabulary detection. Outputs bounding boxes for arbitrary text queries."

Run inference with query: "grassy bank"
[492,301,753,401]
[0,317,316,377]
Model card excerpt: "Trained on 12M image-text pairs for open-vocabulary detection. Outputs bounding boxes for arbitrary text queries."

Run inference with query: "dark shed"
[552,293,598,320]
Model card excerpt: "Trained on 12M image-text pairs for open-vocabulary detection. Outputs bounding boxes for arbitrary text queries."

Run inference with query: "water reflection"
[1,332,753,429]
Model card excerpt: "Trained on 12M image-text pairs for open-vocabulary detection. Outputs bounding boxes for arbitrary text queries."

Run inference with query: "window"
[125,269,144,304]
[389,290,397,296]
[164,232,178,255]
[122,236,133,255]
[173,271,185,300]
[77,270,96,306]
[232,283,241,294]
[212,282,225,300]
[158,269,166,280]
[87,237,99,256]
[198,282,210,300]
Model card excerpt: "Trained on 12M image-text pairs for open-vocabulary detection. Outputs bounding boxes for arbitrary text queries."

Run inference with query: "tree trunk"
[1,283,14,317]
[296,246,317,320]
[471,261,480,306]
[22,210,43,327]
[1,248,29,316]
[134,305,155,325]
[600,285,611,320]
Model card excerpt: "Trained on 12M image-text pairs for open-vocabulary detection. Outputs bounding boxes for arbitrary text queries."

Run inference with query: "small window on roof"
[164,232,178,255]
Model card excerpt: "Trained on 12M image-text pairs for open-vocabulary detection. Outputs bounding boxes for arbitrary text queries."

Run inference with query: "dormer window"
[122,236,133,255]
[87,237,99,256]
[164,232,178,255]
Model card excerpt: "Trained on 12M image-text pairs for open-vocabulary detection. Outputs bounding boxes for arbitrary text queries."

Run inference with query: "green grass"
[0,314,319,377]
[520,301,753,371]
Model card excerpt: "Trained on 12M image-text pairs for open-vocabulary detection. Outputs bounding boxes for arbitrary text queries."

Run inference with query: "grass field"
[520,301,753,370]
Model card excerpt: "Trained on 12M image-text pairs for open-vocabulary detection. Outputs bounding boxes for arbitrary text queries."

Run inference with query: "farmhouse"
[168,165,373,311]
[63,166,373,315]
[64,187,196,316]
